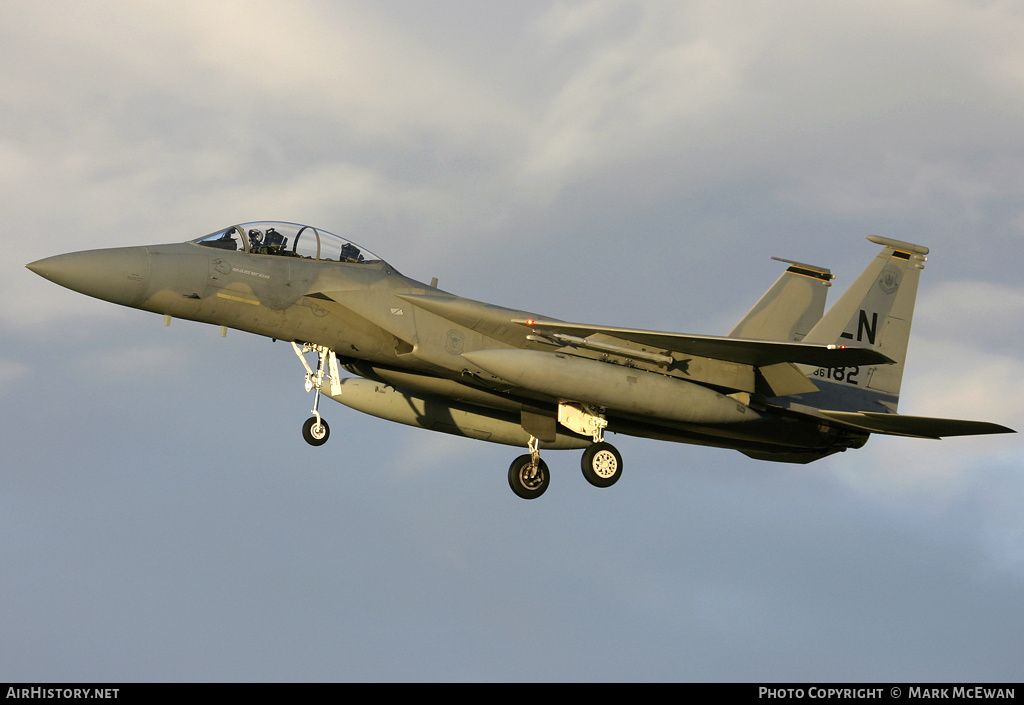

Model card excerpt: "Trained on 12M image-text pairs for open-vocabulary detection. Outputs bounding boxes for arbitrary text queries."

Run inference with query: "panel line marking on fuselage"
[216,292,261,306]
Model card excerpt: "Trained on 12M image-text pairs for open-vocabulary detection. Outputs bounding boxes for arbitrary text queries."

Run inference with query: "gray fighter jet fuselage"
[28,221,1014,499]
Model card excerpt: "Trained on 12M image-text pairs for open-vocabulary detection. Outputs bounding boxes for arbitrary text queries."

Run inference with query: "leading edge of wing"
[513,319,894,368]
[817,410,1016,438]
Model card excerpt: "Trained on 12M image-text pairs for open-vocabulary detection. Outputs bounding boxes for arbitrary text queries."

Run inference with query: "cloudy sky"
[2,0,1023,682]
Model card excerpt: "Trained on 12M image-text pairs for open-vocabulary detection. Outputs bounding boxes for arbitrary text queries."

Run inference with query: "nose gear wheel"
[302,416,330,446]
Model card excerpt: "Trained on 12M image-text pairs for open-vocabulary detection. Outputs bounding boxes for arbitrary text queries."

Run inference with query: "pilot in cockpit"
[248,229,264,251]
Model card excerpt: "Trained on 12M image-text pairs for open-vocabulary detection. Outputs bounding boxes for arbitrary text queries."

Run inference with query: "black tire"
[302,416,330,446]
[508,454,550,500]
[581,442,622,488]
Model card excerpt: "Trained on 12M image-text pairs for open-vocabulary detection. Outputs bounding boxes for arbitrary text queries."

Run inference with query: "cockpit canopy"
[193,222,385,266]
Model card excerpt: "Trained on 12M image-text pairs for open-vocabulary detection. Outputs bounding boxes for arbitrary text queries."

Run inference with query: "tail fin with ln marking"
[794,235,929,413]
[782,236,1013,439]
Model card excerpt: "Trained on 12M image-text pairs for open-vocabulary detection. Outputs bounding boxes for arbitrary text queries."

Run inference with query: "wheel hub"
[519,463,545,490]
[592,449,618,478]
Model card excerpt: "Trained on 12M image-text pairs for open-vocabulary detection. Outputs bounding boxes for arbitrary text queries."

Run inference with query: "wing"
[513,319,894,368]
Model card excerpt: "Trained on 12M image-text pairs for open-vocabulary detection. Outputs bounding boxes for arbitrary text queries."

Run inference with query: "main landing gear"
[508,436,549,500]
[293,342,339,447]
[508,404,624,500]
[581,441,623,488]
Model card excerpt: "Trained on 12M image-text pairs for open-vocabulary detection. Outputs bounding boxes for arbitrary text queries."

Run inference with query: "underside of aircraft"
[28,223,1014,499]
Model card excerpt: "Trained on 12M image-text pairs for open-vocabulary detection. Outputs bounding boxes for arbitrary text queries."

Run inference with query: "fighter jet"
[27,222,1013,499]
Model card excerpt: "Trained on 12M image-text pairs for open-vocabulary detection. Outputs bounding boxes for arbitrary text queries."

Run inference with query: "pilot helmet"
[248,228,263,241]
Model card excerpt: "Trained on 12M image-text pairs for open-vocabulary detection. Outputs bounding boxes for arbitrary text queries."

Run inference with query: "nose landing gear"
[293,342,340,447]
[302,415,330,446]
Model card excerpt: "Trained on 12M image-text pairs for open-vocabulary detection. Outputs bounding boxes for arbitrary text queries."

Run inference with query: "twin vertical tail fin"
[796,237,1013,438]
[729,258,833,342]
[801,236,929,412]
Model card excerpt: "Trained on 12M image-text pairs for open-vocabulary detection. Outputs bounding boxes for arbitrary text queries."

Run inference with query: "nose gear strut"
[292,342,340,446]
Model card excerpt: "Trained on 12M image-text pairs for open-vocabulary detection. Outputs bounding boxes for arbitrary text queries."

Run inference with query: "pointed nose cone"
[27,246,151,308]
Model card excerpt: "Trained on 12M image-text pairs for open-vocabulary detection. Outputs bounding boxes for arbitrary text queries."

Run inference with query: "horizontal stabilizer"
[514,319,893,368]
[818,410,1015,439]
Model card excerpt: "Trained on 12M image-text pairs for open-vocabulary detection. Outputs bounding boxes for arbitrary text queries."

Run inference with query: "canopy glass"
[193,222,383,265]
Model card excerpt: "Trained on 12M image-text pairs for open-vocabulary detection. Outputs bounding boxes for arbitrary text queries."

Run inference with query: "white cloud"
[515,3,757,195]
[779,154,1024,222]
[914,280,1024,353]
[533,0,630,46]
[504,0,1024,216]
